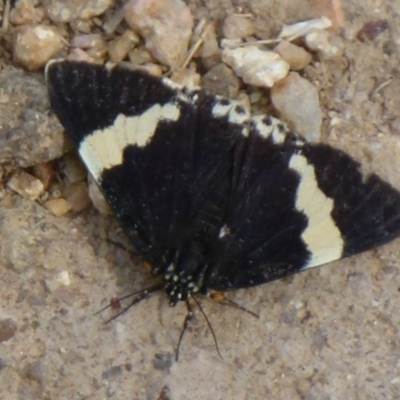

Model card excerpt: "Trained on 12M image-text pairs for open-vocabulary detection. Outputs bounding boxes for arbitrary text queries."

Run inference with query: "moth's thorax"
[163,241,209,305]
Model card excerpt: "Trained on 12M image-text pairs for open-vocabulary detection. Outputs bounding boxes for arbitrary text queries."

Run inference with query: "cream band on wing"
[79,102,181,180]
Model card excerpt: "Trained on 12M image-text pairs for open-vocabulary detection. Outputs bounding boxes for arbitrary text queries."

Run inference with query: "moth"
[46,60,400,308]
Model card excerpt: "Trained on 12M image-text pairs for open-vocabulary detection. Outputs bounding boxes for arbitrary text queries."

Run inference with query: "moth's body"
[46,61,400,306]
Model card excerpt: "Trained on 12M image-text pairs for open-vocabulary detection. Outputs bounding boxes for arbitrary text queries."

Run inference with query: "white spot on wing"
[161,77,183,90]
[252,115,289,144]
[161,77,200,104]
[271,123,286,144]
[212,98,250,133]
[252,115,273,139]
[79,103,180,180]
[218,224,230,239]
[289,153,344,269]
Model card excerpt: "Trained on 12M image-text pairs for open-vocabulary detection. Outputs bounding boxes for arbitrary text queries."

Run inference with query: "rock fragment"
[7,170,44,201]
[222,14,256,39]
[124,0,194,68]
[274,40,312,71]
[201,63,240,98]
[271,72,322,142]
[63,181,91,213]
[42,0,113,22]
[305,30,344,59]
[108,29,140,63]
[44,198,72,217]
[13,25,64,70]
[222,46,289,88]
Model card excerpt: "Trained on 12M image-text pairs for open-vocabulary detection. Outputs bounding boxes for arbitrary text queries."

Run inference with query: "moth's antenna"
[95,283,163,322]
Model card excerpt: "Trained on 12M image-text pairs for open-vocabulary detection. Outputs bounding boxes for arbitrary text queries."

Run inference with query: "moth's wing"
[302,144,400,255]
[207,123,400,291]
[46,61,246,267]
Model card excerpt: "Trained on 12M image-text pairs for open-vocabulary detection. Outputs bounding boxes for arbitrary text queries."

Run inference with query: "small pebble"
[71,34,104,49]
[42,0,114,22]
[103,3,126,34]
[220,38,244,49]
[108,29,140,63]
[7,170,44,200]
[32,163,55,190]
[61,153,87,183]
[128,48,154,66]
[67,48,96,63]
[124,363,133,372]
[85,39,108,61]
[63,181,91,213]
[124,0,194,67]
[190,21,219,69]
[44,198,72,216]
[222,14,256,39]
[13,24,64,70]
[271,72,322,142]
[45,271,71,292]
[221,46,290,88]
[274,40,312,71]
[199,21,219,59]
[201,63,240,98]
[357,20,389,42]
[9,0,44,25]
[305,30,344,59]
[153,352,173,370]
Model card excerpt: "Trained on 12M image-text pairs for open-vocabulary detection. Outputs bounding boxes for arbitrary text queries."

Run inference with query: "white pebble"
[305,30,344,59]
[221,46,290,88]
[45,271,71,293]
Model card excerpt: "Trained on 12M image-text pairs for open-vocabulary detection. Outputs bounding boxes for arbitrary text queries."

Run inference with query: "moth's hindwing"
[46,60,400,294]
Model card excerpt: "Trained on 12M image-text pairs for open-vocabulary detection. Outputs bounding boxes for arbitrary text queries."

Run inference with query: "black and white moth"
[46,60,400,306]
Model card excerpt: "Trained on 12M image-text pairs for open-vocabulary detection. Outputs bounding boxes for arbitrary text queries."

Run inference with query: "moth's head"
[162,241,208,305]
[163,263,203,306]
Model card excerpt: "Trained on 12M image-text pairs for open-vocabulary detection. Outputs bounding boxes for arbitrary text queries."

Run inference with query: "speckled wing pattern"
[46,61,400,294]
